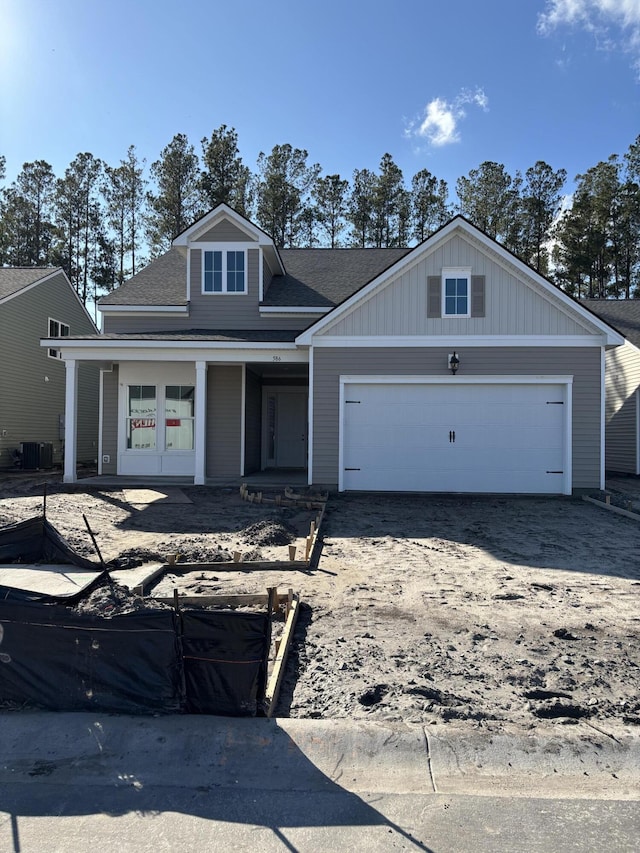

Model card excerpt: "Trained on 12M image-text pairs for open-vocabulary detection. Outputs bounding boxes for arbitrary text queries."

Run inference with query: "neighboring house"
[582,299,640,475]
[0,268,99,473]
[46,205,624,493]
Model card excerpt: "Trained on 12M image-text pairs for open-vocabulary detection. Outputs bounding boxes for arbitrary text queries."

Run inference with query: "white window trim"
[201,244,249,295]
[442,267,472,318]
[47,317,70,359]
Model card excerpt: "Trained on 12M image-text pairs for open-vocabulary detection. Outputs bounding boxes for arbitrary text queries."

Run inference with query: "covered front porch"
[56,337,310,485]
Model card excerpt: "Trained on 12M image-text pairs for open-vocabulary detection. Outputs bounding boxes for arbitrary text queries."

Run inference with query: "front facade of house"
[47,206,623,493]
[0,268,99,472]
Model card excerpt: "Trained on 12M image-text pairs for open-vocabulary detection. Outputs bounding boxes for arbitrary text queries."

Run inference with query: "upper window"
[203,249,246,294]
[442,269,471,317]
[48,317,70,359]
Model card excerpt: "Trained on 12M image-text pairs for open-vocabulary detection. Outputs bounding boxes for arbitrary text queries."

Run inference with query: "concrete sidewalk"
[1,713,638,852]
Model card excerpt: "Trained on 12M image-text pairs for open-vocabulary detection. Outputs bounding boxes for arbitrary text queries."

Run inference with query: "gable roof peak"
[173,203,271,245]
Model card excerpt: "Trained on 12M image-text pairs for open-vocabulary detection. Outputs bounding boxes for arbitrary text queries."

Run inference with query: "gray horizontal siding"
[322,235,593,338]
[0,271,98,471]
[206,365,242,477]
[195,220,257,243]
[189,247,303,331]
[311,346,601,490]
[604,343,640,474]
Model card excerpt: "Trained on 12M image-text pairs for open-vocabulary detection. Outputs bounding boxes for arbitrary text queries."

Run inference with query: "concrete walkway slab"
[0,565,101,597]
[122,488,193,506]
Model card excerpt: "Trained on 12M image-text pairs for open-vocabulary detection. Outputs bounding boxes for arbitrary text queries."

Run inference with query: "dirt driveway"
[0,476,638,735]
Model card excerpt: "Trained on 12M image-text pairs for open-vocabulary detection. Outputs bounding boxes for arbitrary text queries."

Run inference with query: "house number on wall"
[272,356,281,362]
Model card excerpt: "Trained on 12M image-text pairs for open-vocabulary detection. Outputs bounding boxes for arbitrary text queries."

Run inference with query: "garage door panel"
[342,381,568,494]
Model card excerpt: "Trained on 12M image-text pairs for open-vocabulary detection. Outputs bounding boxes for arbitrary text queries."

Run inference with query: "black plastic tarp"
[0,598,272,716]
[0,599,182,713]
[0,516,100,569]
[181,609,271,716]
[0,517,273,716]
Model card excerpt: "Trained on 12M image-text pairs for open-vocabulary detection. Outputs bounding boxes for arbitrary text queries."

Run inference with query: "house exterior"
[45,205,624,493]
[0,268,99,472]
[582,299,640,475]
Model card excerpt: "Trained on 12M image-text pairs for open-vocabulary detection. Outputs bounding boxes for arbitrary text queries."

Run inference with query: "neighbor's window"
[127,385,157,450]
[442,270,471,317]
[48,317,70,359]
[165,385,195,450]
[203,249,246,294]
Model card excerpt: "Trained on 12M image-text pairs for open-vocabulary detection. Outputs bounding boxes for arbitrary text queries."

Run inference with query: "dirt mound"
[243,518,296,547]
[74,579,170,616]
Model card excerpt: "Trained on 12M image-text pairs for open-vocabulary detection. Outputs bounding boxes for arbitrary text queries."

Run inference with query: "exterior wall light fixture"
[448,352,460,375]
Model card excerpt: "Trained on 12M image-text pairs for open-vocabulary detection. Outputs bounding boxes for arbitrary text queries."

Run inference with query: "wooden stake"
[233,551,242,563]
[288,544,297,561]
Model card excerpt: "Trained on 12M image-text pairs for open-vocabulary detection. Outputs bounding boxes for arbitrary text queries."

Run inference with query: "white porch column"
[63,359,78,483]
[194,361,207,484]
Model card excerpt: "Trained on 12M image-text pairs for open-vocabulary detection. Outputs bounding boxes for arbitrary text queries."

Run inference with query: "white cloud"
[406,88,489,147]
[537,0,640,74]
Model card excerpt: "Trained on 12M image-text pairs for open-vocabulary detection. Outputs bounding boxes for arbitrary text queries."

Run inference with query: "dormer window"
[442,268,471,317]
[203,249,246,294]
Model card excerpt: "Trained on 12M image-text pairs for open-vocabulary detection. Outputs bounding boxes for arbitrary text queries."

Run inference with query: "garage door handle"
[449,430,456,443]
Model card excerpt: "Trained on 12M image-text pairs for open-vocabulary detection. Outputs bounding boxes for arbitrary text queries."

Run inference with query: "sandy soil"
[1,473,639,735]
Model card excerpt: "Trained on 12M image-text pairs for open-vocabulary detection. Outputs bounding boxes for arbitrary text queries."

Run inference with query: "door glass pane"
[165,385,195,450]
[127,385,156,450]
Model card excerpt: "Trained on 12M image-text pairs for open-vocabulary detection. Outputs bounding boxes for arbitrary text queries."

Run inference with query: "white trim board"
[309,335,607,348]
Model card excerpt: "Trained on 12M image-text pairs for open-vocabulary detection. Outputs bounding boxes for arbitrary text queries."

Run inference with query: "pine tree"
[256,144,320,247]
[312,174,349,248]
[147,133,204,255]
[201,125,253,215]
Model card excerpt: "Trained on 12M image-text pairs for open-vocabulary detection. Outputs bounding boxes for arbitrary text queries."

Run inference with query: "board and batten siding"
[311,347,602,491]
[604,342,640,474]
[320,235,594,339]
[0,271,98,471]
[100,366,119,475]
[206,365,243,477]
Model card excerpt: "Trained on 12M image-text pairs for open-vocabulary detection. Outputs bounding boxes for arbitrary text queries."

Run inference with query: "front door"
[276,392,307,467]
[263,390,308,469]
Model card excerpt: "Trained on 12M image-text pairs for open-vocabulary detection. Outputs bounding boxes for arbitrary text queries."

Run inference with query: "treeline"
[0,127,638,305]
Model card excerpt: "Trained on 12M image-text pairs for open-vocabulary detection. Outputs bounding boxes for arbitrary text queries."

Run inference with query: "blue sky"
[1,0,639,202]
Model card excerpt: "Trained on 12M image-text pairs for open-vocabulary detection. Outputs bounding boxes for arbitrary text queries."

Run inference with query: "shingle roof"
[0,268,56,300]
[98,245,410,308]
[267,248,411,307]
[54,329,300,343]
[99,247,189,305]
[582,299,640,348]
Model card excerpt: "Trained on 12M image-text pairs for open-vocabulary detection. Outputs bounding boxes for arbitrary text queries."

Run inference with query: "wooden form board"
[266,590,300,717]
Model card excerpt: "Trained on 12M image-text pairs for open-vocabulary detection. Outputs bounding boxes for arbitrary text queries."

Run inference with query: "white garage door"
[341,380,569,494]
